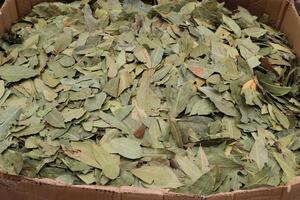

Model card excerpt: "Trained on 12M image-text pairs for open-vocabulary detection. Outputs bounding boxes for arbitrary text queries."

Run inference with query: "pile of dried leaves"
[0,0,299,195]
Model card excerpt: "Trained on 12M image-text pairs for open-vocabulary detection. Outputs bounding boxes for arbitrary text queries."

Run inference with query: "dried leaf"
[175,155,202,182]
[134,47,152,68]
[54,28,73,53]
[249,135,268,170]
[62,108,86,122]
[136,70,161,115]
[0,80,5,99]
[105,137,143,159]
[199,87,239,117]
[222,14,241,37]
[0,65,37,83]
[0,107,21,141]
[92,144,120,179]
[45,108,66,128]
[131,165,182,188]
[150,47,164,68]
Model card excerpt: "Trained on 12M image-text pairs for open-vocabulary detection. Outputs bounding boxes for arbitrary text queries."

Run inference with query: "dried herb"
[0,0,299,195]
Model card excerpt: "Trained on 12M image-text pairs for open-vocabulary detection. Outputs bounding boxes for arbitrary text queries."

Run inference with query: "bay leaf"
[84,92,107,112]
[92,144,120,179]
[168,82,197,117]
[243,27,267,38]
[0,65,37,83]
[45,108,66,128]
[175,155,202,182]
[0,107,22,141]
[219,116,241,139]
[54,28,73,53]
[34,78,58,101]
[60,156,91,173]
[0,150,23,175]
[199,87,239,117]
[169,118,184,148]
[269,42,294,55]
[116,50,126,68]
[184,169,215,195]
[0,139,12,154]
[131,165,182,189]
[113,105,133,121]
[134,47,152,68]
[83,4,98,32]
[190,98,215,116]
[150,47,164,68]
[249,135,268,170]
[136,70,161,115]
[23,34,39,49]
[271,105,290,129]
[78,172,96,184]
[0,80,5,99]
[247,166,271,188]
[222,14,241,37]
[118,70,133,96]
[0,0,299,193]
[98,111,130,134]
[62,108,86,122]
[147,118,164,148]
[257,73,291,96]
[272,151,295,183]
[237,38,259,61]
[107,55,118,78]
[13,123,45,138]
[103,76,119,98]
[105,137,143,159]
[64,141,101,168]
[198,146,210,172]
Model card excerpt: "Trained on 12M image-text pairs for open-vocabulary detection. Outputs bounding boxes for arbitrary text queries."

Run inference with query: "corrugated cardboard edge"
[1,172,300,200]
[0,0,18,33]
[0,0,300,199]
[280,0,300,58]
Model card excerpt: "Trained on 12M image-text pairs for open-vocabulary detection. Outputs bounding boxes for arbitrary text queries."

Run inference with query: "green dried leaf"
[45,108,66,128]
[0,80,5,99]
[249,135,268,170]
[175,155,202,182]
[243,27,267,38]
[0,65,37,83]
[0,139,12,154]
[134,47,152,68]
[272,151,295,182]
[199,87,239,117]
[98,111,130,134]
[84,92,107,112]
[131,165,182,189]
[92,144,120,179]
[54,28,73,53]
[64,141,102,169]
[105,137,143,159]
[62,108,86,122]
[222,14,241,37]
[0,107,21,141]
[257,73,291,96]
[0,150,23,175]
[150,47,164,68]
[0,0,299,194]
[168,82,197,117]
[136,70,161,115]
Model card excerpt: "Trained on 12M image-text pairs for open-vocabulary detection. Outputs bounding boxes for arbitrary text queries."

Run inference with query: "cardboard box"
[0,0,300,199]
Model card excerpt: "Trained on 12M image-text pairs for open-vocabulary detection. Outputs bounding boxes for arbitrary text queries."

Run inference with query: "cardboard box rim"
[0,0,300,199]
